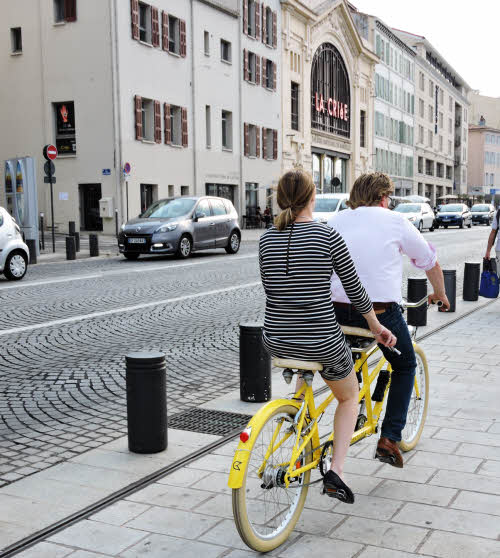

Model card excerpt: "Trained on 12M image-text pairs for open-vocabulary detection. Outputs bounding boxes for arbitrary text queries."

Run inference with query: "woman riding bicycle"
[259,169,396,503]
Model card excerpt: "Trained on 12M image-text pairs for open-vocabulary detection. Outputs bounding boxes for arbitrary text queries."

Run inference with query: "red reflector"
[240,431,250,443]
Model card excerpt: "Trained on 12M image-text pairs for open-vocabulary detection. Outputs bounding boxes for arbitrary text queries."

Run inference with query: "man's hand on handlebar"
[428,292,450,311]
[373,325,397,348]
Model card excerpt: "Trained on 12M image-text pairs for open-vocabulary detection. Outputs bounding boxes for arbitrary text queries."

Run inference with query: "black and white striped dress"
[259,221,373,381]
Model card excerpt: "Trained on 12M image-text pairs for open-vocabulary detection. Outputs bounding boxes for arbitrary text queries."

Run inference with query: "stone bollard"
[126,352,167,453]
[239,323,271,402]
[65,236,76,260]
[89,234,99,257]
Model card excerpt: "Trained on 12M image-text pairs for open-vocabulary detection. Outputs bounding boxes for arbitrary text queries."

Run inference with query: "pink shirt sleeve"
[399,217,437,271]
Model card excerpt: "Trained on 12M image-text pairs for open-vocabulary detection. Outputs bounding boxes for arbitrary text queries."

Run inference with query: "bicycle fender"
[228,398,301,489]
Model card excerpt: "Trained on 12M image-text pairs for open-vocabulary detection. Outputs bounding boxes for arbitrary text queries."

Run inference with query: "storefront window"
[323,156,332,193]
[206,183,235,202]
[245,182,258,216]
[312,154,321,191]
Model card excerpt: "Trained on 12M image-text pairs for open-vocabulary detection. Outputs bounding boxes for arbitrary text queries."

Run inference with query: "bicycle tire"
[232,404,312,552]
[399,344,429,452]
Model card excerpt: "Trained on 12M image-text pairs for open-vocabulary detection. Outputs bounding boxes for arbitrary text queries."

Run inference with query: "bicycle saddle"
[273,358,323,372]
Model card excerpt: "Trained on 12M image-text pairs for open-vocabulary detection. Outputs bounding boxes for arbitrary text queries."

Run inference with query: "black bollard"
[439,270,456,312]
[406,278,428,326]
[463,262,481,301]
[40,215,45,250]
[65,236,76,260]
[26,239,37,265]
[68,221,76,235]
[126,352,167,453]
[89,234,99,257]
[240,323,271,402]
[73,231,80,252]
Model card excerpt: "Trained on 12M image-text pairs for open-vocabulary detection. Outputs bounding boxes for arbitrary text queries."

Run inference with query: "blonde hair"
[274,170,316,231]
[347,172,394,209]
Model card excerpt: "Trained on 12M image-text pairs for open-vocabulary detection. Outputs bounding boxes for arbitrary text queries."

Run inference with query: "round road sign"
[43,144,58,161]
[123,162,131,174]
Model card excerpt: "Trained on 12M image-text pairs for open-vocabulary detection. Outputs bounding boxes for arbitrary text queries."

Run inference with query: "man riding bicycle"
[328,173,450,468]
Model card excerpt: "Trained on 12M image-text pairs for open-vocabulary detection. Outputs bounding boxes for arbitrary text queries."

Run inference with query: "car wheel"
[444,225,448,229]
[4,251,28,281]
[467,221,472,228]
[418,221,423,232]
[225,231,241,254]
[123,252,140,260]
[434,224,439,229]
[429,224,434,232]
[176,235,192,259]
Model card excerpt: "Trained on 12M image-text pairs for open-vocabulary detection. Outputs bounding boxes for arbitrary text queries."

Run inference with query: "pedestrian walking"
[484,206,500,268]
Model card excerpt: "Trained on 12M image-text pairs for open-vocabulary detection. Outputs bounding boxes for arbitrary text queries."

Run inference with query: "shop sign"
[314,92,349,122]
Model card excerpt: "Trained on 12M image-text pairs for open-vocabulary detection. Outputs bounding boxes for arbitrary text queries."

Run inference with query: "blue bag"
[479,270,499,298]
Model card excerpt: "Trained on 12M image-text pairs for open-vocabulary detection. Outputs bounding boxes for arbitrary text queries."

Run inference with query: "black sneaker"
[322,470,355,504]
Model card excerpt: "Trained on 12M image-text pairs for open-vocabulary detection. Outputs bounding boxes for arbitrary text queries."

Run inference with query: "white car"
[312,193,349,224]
[0,207,30,280]
[393,202,435,232]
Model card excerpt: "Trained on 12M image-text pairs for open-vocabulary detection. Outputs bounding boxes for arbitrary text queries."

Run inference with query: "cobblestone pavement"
[0,228,490,486]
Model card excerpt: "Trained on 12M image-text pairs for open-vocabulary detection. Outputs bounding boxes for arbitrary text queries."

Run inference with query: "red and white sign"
[43,144,58,161]
[314,92,349,122]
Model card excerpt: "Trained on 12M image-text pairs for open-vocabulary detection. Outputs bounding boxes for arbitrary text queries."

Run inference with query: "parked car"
[118,196,241,260]
[471,203,495,225]
[0,207,30,280]
[393,202,435,232]
[312,193,349,224]
[434,203,472,229]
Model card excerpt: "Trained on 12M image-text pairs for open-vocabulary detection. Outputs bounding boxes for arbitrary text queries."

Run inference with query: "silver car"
[118,196,241,259]
[0,206,30,280]
[393,202,435,232]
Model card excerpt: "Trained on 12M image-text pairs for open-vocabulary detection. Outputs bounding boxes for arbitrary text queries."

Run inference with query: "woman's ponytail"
[274,207,295,231]
[273,170,315,231]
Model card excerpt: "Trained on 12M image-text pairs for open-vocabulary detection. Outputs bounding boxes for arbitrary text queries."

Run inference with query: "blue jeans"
[334,303,416,442]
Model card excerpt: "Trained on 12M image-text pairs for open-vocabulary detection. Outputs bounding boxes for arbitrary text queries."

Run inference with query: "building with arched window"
[281,0,377,193]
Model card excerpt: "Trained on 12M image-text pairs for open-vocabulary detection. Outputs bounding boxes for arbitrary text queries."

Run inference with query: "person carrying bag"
[482,208,500,298]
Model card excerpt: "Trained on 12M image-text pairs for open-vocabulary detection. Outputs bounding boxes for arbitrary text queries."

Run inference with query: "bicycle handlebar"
[402,296,443,309]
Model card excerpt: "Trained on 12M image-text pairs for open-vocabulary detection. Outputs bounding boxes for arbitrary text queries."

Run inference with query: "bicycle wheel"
[232,404,312,552]
[399,344,429,451]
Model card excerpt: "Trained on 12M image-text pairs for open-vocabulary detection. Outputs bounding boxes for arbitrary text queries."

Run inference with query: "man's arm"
[426,261,450,310]
[485,228,497,259]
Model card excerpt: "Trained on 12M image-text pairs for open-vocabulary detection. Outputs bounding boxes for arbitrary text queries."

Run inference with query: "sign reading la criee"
[314,92,349,122]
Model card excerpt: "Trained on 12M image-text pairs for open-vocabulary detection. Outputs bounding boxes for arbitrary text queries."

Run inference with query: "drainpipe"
[110,0,123,227]
[238,12,244,221]
[190,0,198,194]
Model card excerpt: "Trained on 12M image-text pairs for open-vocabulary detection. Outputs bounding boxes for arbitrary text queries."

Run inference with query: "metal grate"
[168,408,252,436]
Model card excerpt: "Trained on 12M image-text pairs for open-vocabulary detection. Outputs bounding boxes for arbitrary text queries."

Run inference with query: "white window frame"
[248,124,257,157]
[204,31,210,56]
[139,2,152,44]
[265,59,274,89]
[169,15,180,54]
[265,6,273,45]
[54,0,65,22]
[141,98,154,141]
[248,51,256,83]
[222,110,233,151]
[265,128,273,159]
[248,0,256,37]
[10,27,22,53]
[205,105,211,148]
[221,39,231,63]
[170,105,182,146]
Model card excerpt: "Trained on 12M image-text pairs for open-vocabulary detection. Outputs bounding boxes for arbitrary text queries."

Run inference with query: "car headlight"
[120,223,126,231]
[156,223,178,233]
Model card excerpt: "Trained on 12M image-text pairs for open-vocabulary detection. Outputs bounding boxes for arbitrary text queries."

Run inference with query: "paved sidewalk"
[10,300,500,557]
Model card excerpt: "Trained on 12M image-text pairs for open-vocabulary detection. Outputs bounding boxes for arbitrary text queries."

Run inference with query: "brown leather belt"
[333,301,395,313]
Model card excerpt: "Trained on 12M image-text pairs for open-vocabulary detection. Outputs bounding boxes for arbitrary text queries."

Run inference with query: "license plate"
[128,238,146,244]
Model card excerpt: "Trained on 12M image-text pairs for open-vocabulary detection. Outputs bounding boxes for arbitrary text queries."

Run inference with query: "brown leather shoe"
[375,437,404,468]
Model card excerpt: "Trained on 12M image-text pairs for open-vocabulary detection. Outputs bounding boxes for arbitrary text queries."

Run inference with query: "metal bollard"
[26,239,37,265]
[68,221,76,235]
[72,231,80,252]
[65,236,76,260]
[89,234,99,257]
[240,323,271,402]
[406,278,427,326]
[439,270,456,313]
[126,352,167,453]
[463,262,480,301]
[40,214,45,250]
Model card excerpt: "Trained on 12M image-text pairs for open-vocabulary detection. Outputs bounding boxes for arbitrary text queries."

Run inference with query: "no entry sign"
[43,144,58,161]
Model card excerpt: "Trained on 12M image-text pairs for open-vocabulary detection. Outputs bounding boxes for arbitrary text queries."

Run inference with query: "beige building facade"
[469,91,500,129]
[394,30,471,206]
[281,0,377,193]
[468,125,500,197]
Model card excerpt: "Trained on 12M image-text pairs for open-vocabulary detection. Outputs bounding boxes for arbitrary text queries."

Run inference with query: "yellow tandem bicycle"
[228,297,432,552]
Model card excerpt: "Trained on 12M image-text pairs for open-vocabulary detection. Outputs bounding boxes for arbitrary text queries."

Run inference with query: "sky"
[351,0,500,97]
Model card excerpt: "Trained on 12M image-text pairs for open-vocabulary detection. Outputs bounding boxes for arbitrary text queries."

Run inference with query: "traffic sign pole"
[43,145,58,253]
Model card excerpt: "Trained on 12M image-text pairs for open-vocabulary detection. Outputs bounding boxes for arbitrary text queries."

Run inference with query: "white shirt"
[328,207,437,304]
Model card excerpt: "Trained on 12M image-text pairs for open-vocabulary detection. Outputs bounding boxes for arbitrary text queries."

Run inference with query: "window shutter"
[180,19,187,57]
[273,61,276,90]
[262,57,267,87]
[243,0,248,35]
[256,126,261,158]
[135,95,143,141]
[256,55,260,85]
[151,7,160,47]
[164,103,171,145]
[181,107,188,148]
[272,10,277,48]
[65,0,77,22]
[262,127,267,159]
[162,12,169,51]
[244,123,249,156]
[255,2,261,40]
[273,129,278,159]
[243,49,249,81]
[262,6,266,44]
[131,0,139,40]
[154,101,162,143]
